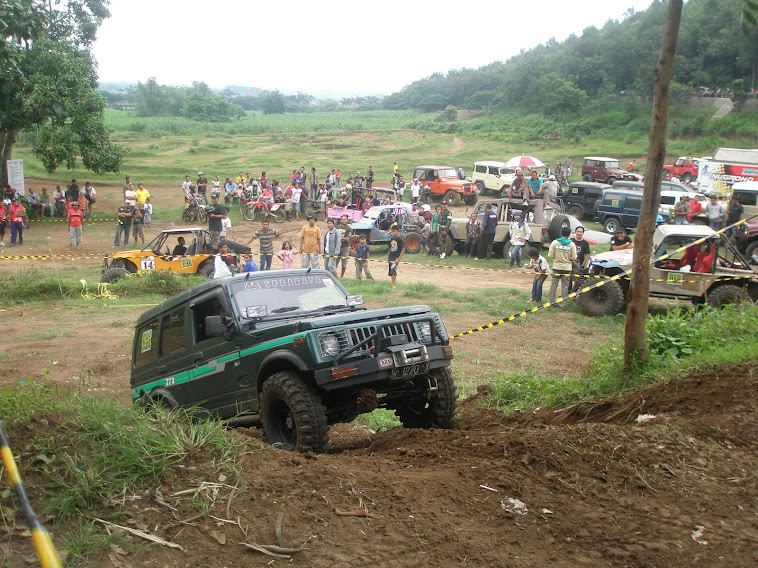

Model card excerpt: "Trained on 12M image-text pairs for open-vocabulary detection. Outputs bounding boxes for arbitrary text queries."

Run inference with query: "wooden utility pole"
[623,0,683,368]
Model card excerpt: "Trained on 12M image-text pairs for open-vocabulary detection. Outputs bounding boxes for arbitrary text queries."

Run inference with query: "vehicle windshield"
[437,168,457,178]
[230,274,348,317]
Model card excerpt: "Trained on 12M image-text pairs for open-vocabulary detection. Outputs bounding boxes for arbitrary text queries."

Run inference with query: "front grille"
[347,321,426,355]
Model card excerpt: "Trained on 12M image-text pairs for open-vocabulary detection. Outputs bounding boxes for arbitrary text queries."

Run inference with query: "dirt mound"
[4,363,757,567]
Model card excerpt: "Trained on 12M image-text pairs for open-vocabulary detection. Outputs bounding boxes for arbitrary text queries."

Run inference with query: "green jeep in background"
[131,270,456,453]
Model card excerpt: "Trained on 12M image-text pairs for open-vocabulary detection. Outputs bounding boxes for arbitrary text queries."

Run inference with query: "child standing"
[354,235,374,282]
[524,247,549,303]
[277,240,298,269]
[143,198,153,227]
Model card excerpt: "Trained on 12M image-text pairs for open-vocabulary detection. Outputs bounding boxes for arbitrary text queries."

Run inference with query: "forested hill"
[383,0,758,112]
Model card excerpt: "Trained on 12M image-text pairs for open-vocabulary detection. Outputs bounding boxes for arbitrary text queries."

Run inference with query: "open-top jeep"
[580,225,758,316]
[102,228,251,282]
[413,165,478,206]
[131,270,456,453]
[348,203,422,254]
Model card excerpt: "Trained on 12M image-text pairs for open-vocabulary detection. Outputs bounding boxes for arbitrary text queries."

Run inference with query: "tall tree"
[623,0,683,368]
[0,0,125,186]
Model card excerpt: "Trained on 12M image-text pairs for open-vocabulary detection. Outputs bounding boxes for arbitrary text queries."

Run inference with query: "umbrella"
[505,155,545,169]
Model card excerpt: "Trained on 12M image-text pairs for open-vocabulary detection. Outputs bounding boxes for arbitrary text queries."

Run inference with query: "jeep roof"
[474,160,512,168]
[415,165,459,173]
[653,224,716,248]
[585,156,619,163]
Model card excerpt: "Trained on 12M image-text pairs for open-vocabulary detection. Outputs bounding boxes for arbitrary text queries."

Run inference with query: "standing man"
[571,226,592,292]
[726,195,744,241]
[464,213,482,258]
[207,195,228,252]
[338,214,354,278]
[323,219,341,277]
[196,171,208,200]
[114,199,133,248]
[246,220,279,271]
[410,178,421,204]
[182,175,193,203]
[299,215,322,269]
[67,200,84,249]
[123,176,131,200]
[548,226,577,305]
[8,198,26,246]
[290,181,303,222]
[673,195,690,225]
[309,167,319,198]
[387,224,405,289]
[365,166,374,189]
[477,203,497,260]
[354,171,365,188]
[563,155,572,177]
[437,201,452,259]
[705,195,723,230]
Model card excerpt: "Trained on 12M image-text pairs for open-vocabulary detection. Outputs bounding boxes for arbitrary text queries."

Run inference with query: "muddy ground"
[1,180,756,567]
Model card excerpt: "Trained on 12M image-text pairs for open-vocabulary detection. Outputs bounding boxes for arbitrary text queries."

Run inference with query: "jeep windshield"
[437,168,458,178]
[230,274,349,318]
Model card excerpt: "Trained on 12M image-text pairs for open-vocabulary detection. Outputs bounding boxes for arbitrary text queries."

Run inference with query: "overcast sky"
[92,0,656,97]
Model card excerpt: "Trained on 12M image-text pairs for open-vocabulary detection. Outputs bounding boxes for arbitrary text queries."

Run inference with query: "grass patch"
[356,408,401,431]
[107,270,207,299]
[0,383,245,523]
[486,304,758,413]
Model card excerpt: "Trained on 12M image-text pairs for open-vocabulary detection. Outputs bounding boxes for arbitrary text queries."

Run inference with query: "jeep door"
[187,289,253,418]
[650,236,711,297]
[621,194,642,229]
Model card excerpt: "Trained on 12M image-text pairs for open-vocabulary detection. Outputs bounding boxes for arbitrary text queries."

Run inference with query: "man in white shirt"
[410,178,421,204]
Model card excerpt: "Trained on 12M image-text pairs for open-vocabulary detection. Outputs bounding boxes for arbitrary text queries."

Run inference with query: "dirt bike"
[240,193,285,223]
[182,193,208,223]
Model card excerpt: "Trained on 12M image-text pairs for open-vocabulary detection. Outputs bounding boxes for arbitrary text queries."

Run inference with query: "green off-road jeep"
[131,270,456,453]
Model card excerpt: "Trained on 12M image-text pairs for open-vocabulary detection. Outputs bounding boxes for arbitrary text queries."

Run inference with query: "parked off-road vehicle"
[413,165,477,206]
[663,156,705,183]
[130,270,456,453]
[580,225,758,316]
[348,203,422,254]
[561,181,612,220]
[447,198,577,257]
[102,227,251,283]
[471,161,516,196]
[581,157,628,184]
[736,220,758,265]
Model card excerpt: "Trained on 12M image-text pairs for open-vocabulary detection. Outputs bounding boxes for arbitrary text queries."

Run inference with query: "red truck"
[663,157,703,183]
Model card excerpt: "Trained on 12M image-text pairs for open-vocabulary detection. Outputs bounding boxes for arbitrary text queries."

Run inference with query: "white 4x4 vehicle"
[471,161,516,195]
[579,225,758,316]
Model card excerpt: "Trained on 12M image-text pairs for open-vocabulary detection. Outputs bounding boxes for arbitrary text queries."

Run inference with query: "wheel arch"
[256,350,313,393]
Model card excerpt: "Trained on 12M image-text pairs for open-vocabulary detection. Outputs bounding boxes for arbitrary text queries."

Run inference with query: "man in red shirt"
[686,194,704,223]
[67,200,84,249]
[8,198,25,246]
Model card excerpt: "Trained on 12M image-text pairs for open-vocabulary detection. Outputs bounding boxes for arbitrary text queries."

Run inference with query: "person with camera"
[131,201,145,245]
[114,199,133,248]
[207,195,228,251]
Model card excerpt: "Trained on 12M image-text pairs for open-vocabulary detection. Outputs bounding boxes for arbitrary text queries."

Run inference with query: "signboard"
[697,161,758,195]
[6,159,24,197]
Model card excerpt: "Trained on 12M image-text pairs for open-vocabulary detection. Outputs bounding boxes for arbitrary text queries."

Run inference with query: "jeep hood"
[297,305,434,330]
[591,249,634,267]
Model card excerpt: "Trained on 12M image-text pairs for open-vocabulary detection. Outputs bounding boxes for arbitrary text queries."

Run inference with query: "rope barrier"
[0,421,62,568]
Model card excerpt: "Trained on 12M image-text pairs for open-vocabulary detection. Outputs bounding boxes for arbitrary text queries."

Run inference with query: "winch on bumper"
[313,317,453,391]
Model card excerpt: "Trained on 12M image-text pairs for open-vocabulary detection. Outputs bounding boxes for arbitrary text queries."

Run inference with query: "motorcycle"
[240,188,285,223]
[182,193,208,223]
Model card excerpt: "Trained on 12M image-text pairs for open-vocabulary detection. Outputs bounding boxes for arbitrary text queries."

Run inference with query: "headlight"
[320,333,342,357]
[418,321,432,341]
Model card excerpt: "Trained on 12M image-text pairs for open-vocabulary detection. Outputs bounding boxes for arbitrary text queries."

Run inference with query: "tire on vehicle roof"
[706,284,751,308]
[579,279,625,316]
[548,214,570,240]
[219,239,251,255]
